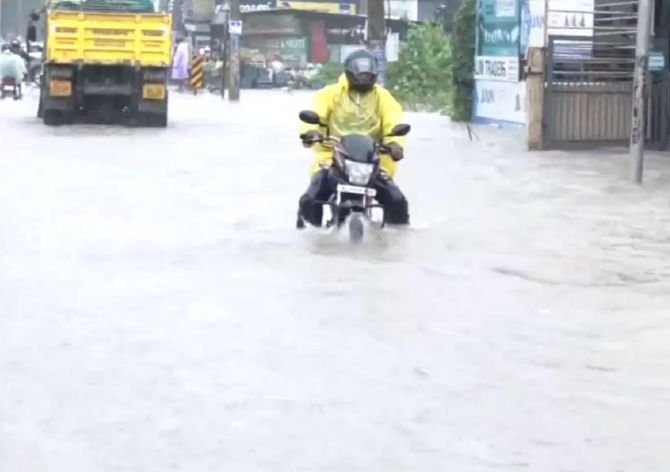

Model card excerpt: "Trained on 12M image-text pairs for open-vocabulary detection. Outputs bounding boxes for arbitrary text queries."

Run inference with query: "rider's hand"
[387,142,404,162]
[301,130,322,147]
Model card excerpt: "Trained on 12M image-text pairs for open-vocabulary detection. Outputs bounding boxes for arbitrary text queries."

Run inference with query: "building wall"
[0,0,43,39]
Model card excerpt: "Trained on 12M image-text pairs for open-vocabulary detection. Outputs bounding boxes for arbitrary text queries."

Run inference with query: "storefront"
[472,0,596,126]
[240,12,309,66]
[240,8,409,66]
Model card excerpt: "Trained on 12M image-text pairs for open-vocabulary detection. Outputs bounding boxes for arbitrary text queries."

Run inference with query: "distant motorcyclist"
[0,43,26,98]
[9,39,29,64]
[298,48,409,226]
[8,39,28,87]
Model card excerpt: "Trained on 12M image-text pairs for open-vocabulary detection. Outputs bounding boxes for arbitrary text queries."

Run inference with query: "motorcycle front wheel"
[348,213,364,243]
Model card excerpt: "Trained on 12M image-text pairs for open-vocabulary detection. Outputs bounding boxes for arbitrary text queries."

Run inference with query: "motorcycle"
[0,77,20,100]
[296,110,411,242]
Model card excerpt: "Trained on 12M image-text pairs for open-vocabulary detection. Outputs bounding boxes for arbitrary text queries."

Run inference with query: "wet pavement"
[1,89,669,471]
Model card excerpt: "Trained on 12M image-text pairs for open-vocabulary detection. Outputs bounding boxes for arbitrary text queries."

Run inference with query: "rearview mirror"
[299,110,322,125]
[388,124,411,137]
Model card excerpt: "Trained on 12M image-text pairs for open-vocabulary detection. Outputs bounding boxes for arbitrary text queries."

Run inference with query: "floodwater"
[1,89,669,471]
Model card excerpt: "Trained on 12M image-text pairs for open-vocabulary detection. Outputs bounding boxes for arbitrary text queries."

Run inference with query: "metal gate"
[543,1,669,150]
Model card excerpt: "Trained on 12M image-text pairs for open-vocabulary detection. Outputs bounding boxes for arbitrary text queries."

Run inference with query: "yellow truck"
[38,0,173,126]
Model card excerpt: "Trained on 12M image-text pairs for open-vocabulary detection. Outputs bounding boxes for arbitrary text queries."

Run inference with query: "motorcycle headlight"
[345,161,374,186]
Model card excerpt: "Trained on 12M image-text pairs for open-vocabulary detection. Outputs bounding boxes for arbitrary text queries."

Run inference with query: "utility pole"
[227,0,241,101]
[211,2,229,98]
[629,0,652,184]
[366,0,386,84]
[221,19,228,98]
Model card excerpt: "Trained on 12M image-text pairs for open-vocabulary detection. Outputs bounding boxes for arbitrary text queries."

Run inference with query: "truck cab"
[38,0,173,126]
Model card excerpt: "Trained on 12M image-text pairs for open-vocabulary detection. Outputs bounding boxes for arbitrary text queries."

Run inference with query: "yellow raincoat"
[301,74,406,177]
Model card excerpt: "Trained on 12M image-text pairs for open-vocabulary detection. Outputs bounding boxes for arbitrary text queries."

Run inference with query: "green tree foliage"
[385,23,452,113]
[314,62,344,87]
[449,0,476,121]
[313,9,476,120]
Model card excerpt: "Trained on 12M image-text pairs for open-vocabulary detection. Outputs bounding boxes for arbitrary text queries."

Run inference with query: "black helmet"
[344,49,378,93]
[9,39,21,51]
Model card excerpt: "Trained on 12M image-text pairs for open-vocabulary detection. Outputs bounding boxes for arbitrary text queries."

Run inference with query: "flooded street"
[1,90,669,471]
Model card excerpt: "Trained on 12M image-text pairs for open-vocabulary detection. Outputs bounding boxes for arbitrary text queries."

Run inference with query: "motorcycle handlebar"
[300,133,390,152]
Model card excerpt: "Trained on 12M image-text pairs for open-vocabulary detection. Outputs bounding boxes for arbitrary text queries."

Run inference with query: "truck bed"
[46,10,173,67]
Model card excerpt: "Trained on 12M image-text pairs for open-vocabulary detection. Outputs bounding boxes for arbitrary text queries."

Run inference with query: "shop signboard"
[474,56,519,82]
[520,0,594,55]
[241,36,308,65]
[476,0,520,57]
[242,13,302,34]
[277,1,358,14]
[386,0,419,21]
[240,1,275,12]
[473,79,526,125]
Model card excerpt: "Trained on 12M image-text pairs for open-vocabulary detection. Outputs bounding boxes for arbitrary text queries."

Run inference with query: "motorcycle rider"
[9,39,27,95]
[9,39,29,65]
[0,43,26,99]
[298,48,409,226]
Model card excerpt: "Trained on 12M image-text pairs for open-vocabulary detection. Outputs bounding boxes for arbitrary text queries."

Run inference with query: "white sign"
[474,56,519,82]
[474,80,526,125]
[386,33,400,62]
[527,0,545,48]
[240,4,271,11]
[228,20,243,35]
[524,0,594,46]
[547,0,594,37]
[386,0,418,21]
[521,0,593,56]
[496,0,516,17]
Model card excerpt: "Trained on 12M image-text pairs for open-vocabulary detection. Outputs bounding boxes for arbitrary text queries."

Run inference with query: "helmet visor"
[348,56,378,75]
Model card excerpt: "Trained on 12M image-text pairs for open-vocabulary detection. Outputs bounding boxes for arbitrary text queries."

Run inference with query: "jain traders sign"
[474,56,519,82]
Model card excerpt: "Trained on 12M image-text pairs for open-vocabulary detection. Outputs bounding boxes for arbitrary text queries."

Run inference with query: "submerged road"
[1,89,669,471]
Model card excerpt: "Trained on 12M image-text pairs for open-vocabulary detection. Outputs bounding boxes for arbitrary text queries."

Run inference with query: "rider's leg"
[298,168,334,226]
[374,175,410,225]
